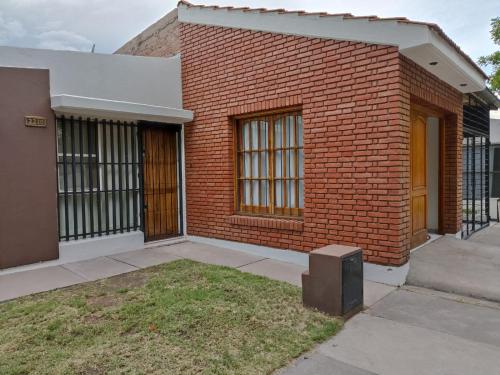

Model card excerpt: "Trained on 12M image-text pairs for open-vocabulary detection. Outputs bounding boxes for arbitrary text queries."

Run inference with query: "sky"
[0,0,498,67]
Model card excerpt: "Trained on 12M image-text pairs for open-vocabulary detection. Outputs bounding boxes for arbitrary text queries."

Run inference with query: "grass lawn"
[0,259,341,374]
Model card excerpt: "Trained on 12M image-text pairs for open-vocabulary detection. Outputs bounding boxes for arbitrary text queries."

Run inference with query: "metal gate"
[462,95,490,238]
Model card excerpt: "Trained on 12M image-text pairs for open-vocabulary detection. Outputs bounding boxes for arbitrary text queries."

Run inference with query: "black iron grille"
[462,94,490,239]
[462,134,489,238]
[56,116,141,241]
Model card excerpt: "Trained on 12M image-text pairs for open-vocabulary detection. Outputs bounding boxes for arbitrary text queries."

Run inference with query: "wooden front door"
[142,126,180,241]
[410,110,428,248]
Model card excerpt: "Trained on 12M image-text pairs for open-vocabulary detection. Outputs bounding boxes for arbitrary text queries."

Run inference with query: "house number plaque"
[25,116,47,128]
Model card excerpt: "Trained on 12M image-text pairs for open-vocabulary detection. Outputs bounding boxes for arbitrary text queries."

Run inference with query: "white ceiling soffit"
[51,95,194,124]
[178,3,485,93]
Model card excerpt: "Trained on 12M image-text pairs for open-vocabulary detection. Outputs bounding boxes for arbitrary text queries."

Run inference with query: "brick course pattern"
[400,56,463,249]
[115,9,180,57]
[179,23,463,266]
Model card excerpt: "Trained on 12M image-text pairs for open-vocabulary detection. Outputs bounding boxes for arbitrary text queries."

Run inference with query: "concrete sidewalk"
[280,286,500,374]
[2,239,500,374]
[0,241,394,307]
[407,232,500,303]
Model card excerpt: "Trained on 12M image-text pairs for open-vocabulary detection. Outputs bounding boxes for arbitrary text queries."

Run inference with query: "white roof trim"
[178,3,485,93]
[51,95,193,124]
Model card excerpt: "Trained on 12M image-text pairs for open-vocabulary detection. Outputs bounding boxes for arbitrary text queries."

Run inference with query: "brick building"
[117,1,492,272]
[1,1,497,285]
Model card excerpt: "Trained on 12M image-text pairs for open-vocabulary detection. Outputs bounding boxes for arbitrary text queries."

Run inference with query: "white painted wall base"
[188,235,309,266]
[364,262,409,287]
[58,231,144,262]
[445,231,463,240]
[0,231,145,276]
[188,235,409,286]
[489,198,499,220]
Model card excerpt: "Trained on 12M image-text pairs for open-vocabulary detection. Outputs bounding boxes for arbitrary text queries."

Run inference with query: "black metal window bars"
[56,116,141,241]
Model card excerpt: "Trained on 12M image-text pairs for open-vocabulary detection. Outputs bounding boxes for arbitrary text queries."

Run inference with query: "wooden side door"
[142,126,179,241]
[410,110,428,248]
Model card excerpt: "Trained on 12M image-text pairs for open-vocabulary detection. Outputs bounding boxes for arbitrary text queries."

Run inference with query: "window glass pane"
[287,180,296,208]
[242,181,249,205]
[299,180,304,208]
[57,125,64,154]
[252,180,259,206]
[297,115,303,147]
[244,153,251,178]
[252,152,259,178]
[260,151,268,177]
[274,117,282,148]
[260,180,269,207]
[287,150,295,178]
[275,150,282,178]
[286,115,294,147]
[58,163,67,192]
[251,121,258,150]
[260,120,268,150]
[298,149,304,178]
[275,180,283,208]
[243,122,250,151]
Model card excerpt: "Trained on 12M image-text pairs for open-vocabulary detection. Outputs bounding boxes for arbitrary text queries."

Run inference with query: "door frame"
[138,121,184,241]
[410,103,446,248]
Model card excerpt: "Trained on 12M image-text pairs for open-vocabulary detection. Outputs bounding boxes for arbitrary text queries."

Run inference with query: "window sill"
[227,214,303,232]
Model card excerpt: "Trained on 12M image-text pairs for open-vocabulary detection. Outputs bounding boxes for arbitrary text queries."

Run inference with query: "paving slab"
[369,288,500,348]
[279,353,377,375]
[62,257,138,281]
[407,236,500,302]
[109,248,181,268]
[469,223,500,246]
[363,281,395,307]
[317,313,500,375]
[238,258,306,286]
[158,241,265,268]
[0,266,86,302]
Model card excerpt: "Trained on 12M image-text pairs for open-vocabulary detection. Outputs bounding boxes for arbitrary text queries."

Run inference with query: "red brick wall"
[180,23,462,266]
[400,56,463,244]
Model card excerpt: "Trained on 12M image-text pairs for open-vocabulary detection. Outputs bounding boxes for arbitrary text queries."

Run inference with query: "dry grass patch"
[0,259,341,374]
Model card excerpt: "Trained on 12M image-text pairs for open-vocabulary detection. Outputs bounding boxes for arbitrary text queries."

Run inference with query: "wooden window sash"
[236,111,303,218]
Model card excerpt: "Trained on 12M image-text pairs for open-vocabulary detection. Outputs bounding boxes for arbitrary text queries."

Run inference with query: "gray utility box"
[302,245,363,318]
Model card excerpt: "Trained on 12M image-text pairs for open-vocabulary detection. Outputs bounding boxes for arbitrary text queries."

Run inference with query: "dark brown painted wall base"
[0,67,59,269]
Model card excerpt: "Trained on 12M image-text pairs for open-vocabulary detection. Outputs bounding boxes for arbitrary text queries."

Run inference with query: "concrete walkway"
[3,239,500,374]
[0,241,394,307]
[407,227,500,303]
[280,286,500,374]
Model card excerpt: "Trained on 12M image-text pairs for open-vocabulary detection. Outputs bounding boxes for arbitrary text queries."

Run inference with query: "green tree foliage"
[479,17,500,94]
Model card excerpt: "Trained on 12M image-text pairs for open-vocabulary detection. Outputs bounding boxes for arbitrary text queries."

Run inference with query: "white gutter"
[51,95,194,124]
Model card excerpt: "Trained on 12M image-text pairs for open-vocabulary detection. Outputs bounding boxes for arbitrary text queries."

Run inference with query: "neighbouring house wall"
[427,117,440,231]
[490,117,500,220]
[115,9,180,57]
[180,23,412,266]
[491,117,500,144]
[0,46,183,108]
[400,56,463,243]
[0,67,59,269]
